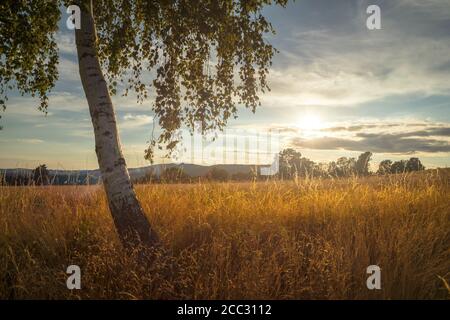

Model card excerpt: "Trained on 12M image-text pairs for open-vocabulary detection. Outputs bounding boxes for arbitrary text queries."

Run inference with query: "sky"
[1,0,450,170]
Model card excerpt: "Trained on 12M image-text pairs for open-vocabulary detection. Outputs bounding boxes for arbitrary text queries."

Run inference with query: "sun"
[297,114,323,131]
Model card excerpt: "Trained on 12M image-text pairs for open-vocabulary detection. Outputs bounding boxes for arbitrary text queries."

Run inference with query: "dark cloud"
[427,127,450,136]
[323,123,400,132]
[291,127,450,153]
[270,126,299,134]
[321,124,450,136]
[356,127,450,138]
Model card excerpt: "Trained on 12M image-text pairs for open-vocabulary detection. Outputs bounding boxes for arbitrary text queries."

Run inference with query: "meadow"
[0,169,449,299]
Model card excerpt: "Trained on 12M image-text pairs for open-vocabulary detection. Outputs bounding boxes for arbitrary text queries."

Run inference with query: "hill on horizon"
[0,163,261,185]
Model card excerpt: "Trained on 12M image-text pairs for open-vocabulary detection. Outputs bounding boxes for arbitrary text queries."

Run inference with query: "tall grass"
[0,169,449,299]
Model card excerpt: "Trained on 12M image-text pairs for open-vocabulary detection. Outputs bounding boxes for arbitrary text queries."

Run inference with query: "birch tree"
[0,0,287,255]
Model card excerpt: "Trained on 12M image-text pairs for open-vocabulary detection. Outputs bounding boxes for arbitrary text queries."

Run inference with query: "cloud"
[16,139,44,144]
[0,138,44,144]
[323,123,400,132]
[261,0,450,108]
[290,125,450,153]
[3,92,88,115]
[57,57,81,83]
[397,0,450,20]
[120,113,154,129]
[69,129,93,138]
[356,127,450,139]
[55,32,77,55]
[320,123,450,134]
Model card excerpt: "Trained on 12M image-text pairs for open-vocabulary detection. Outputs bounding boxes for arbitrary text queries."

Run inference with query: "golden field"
[0,169,449,299]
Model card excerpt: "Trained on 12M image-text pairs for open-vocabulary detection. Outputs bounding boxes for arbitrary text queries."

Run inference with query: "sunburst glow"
[297,114,323,131]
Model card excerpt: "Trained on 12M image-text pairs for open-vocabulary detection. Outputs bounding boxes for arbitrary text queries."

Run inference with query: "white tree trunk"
[75,3,159,252]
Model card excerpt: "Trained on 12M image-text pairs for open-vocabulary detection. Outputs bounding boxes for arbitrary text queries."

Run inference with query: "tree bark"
[75,3,159,253]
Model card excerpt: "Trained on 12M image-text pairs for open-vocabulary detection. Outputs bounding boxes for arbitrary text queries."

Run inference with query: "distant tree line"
[277,148,373,179]
[1,151,426,185]
[1,164,50,186]
[276,148,425,179]
[134,149,425,184]
[1,164,98,186]
[134,166,257,184]
[377,158,425,175]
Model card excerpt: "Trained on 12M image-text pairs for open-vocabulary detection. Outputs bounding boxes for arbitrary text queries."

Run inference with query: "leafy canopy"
[0,1,60,113]
[0,0,288,159]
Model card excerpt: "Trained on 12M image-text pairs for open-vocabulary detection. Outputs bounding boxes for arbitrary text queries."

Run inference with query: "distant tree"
[327,161,338,177]
[382,158,425,174]
[314,163,329,178]
[160,167,190,183]
[355,151,372,176]
[406,157,425,172]
[337,157,356,177]
[377,160,393,175]
[33,164,50,185]
[278,148,301,179]
[205,167,229,182]
[278,149,327,179]
[296,157,317,178]
[391,160,407,173]
[327,157,358,177]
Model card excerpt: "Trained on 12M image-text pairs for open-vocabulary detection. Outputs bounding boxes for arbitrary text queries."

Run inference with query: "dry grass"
[0,169,449,299]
